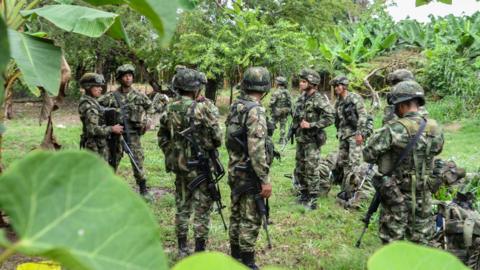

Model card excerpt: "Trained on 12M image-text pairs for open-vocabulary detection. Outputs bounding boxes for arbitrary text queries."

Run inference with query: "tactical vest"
[276,89,291,108]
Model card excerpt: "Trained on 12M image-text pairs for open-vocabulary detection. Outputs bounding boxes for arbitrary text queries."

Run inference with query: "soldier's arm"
[198,102,222,149]
[310,98,335,129]
[97,93,111,107]
[84,107,111,137]
[157,109,170,152]
[354,95,368,136]
[363,125,393,163]
[246,106,270,184]
[140,92,154,114]
[269,92,277,108]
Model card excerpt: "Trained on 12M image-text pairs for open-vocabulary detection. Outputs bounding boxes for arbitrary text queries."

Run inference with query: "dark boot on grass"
[177,236,189,258]
[230,243,241,261]
[241,251,259,270]
[194,238,206,252]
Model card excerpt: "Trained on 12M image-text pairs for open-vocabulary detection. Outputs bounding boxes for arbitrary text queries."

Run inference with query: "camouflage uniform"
[98,64,152,193]
[151,92,169,128]
[293,69,335,205]
[78,73,110,161]
[269,77,292,144]
[158,68,221,255]
[226,67,271,269]
[331,76,369,206]
[363,81,444,244]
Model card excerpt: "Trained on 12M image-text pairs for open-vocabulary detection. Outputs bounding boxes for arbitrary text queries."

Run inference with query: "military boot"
[309,195,318,210]
[138,180,148,195]
[230,243,241,261]
[177,236,189,258]
[241,251,259,270]
[194,238,206,252]
[297,190,309,205]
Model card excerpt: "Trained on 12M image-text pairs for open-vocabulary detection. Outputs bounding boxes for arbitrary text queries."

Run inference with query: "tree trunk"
[205,76,219,103]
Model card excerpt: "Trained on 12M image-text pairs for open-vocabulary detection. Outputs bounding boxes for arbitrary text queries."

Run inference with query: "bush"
[426,96,479,122]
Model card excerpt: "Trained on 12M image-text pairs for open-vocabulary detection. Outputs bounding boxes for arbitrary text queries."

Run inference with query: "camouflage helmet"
[79,72,105,89]
[388,80,425,106]
[197,71,207,85]
[387,69,415,86]
[329,75,349,86]
[173,68,202,92]
[298,68,320,85]
[116,64,135,80]
[275,76,287,86]
[241,67,271,92]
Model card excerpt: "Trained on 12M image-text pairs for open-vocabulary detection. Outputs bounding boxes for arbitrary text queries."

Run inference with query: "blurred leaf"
[0,150,168,270]
[8,30,62,96]
[21,5,130,45]
[368,241,468,270]
[172,252,247,270]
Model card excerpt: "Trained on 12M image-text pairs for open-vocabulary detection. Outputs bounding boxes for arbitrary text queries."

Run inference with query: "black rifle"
[355,119,427,248]
[112,92,143,175]
[179,127,228,231]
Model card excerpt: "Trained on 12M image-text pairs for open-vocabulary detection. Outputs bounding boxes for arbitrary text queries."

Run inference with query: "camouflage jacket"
[363,112,444,190]
[158,95,222,174]
[334,92,368,139]
[225,94,269,186]
[269,86,292,117]
[78,94,111,157]
[152,93,169,114]
[292,91,334,144]
[98,87,153,133]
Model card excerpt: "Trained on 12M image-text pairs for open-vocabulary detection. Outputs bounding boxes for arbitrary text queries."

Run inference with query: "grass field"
[2,96,479,270]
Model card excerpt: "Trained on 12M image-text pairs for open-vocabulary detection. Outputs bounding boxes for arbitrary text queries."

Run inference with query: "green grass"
[2,102,479,269]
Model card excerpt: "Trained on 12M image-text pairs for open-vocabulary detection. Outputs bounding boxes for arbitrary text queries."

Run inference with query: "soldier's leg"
[128,134,147,194]
[337,139,349,192]
[175,174,193,256]
[346,136,363,189]
[229,194,242,261]
[406,191,434,245]
[318,160,332,197]
[193,183,214,252]
[378,180,408,243]
[239,195,262,269]
[295,143,308,203]
[304,142,322,209]
[279,117,287,144]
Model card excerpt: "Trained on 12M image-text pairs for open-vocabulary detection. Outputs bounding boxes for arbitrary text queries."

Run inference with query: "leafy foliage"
[0,150,168,270]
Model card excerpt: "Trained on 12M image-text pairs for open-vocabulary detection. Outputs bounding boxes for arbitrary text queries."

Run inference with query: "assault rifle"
[355,191,381,248]
[179,127,228,231]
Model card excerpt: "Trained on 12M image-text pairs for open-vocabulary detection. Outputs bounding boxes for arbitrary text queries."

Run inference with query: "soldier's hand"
[111,124,124,135]
[355,134,364,145]
[300,119,310,129]
[260,183,272,199]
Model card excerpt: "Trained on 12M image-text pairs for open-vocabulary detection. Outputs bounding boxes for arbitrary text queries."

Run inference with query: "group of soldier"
[77,63,479,269]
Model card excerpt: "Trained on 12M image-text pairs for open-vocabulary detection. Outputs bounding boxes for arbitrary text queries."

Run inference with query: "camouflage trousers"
[295,142,329,196]
[229,193,261,253]
[272,115,288,144]
[337,136,363,195]
[110,132,146,185]
[175,173,213,240]
[82,137,109,162]
[379,177,433,244]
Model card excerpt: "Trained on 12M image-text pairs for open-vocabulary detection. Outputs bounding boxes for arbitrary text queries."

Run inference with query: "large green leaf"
[21,5,129,45]
[368,241,468,270]
[8,29,62,96]
[83,0,189,44]
[172,252,247,270]
[0,17,9,103]
[0,150,168,270]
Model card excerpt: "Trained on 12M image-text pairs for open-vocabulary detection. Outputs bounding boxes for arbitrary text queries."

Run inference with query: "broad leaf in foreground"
[368,241,467,270]
[7,30,62,96]
[21,5,130,45]
[0,150,167,270]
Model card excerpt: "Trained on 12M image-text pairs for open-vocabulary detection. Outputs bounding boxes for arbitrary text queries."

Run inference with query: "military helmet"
[275,76,287,86]
[116,64,135,80]
[79,72,105,89]
[241,67,271,92]
[387,69,415,86]
[329,75,349,86]
[298,68,320,85]
[172,68,202,92]
[197,71,207,85]
[388,80,425,106]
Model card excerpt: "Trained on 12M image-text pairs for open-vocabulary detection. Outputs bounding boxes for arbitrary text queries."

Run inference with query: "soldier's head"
[79,72,105,98]
[275,76,287,88]
[388,80,425,117]
[241,67,271,98]
[329,75,349,96]
[386,69,415,86]
[298,68,320,91]
[172,68,203,97]
[116,64,135,87]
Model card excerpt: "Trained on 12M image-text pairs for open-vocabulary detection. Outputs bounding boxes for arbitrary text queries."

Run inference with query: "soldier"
[269,76,292,144]
[78,73,124,161]
[363,80,444,244]
[330,75,369,209]
[158,68,222,257]
[384,69,416,125]
[98,64,153,196]
[292,68,334,209]
[151,91,169,128]
[226,67,272,269]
